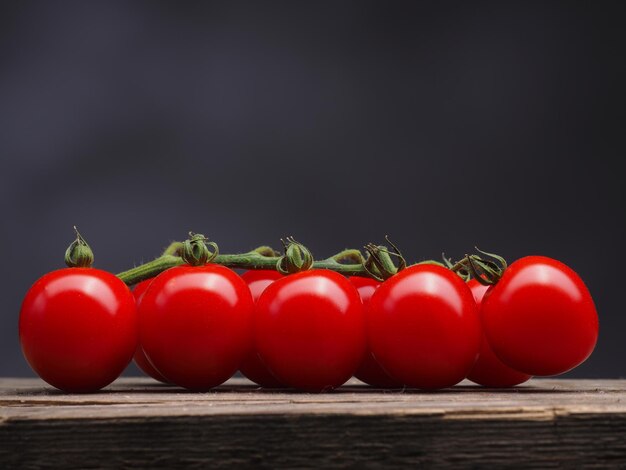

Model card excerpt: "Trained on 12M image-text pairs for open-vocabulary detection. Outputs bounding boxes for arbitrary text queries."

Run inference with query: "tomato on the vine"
[465,279,531,387]
[131,278,169,384]
[349,276,403,388]
[19,268,137,392]
[481,256,598,376]
[368,264,481,389]
[239,270,284,388]
[138,264,254,391]
[255,270,365,392]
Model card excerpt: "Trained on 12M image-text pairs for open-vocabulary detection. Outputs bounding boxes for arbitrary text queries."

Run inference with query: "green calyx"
[277,237,314,274]
[181,233,219,266]
[441,254,470,282]
[64,226,94,268]
[363,236,406,281]
[451,247,508,286]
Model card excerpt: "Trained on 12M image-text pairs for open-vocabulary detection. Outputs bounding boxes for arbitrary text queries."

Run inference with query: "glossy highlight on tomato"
[368,264,481,389]
[19,268,137,393]
[255,270,365,392]
[138,264,254,391]
[131,278,169,384]
[465,279,532,388]
[349,276,403,388]
[481,256,599,376]
[239,270,284,388]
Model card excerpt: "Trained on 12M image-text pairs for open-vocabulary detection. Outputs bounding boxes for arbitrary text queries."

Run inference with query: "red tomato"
[255,270,366,392]
[19,268,137,392]
[239,270,284,388]
[481,256,599,376]
[131,279,169,384]
[349,276,403,388]
[466,280,531,387]
[368,264,481,389]
[138,264,254,391]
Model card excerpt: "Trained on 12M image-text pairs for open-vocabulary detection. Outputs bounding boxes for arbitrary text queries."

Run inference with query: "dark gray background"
[1,1,624,378]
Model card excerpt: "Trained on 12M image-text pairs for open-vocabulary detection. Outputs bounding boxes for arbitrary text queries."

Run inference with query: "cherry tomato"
[349,276,403,388]
[465,279,531,387]
[368,264,481,389]
[131,279,169,384]
[481,256,599,376]
[19,268,137,392]
[239,270,284,388]
[255,270,366,392]
[138,264,254,391]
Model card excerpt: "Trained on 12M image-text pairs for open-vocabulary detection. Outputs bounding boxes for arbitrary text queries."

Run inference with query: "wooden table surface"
[1,377,625,468]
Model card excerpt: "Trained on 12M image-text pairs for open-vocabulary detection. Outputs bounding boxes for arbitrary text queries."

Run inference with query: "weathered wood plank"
[0,378,625,468]
[1,377,625,419]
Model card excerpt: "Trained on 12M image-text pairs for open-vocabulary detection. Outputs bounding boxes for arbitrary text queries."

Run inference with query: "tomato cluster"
[19,246,599,393]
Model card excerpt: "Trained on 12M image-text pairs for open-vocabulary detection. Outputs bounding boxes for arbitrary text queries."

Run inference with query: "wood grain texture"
[1,377,625,468]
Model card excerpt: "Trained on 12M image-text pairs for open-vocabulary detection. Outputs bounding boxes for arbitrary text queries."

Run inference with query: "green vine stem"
[116,238,377,286]
[115,236,478,286]
[162,241,184,257]
[117,250,377,286]
[117,254,184,285]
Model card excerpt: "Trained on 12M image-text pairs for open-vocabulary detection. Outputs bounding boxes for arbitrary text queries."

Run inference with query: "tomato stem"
[117,238,388,285]
[117,254,184,284]
[117,251,380,285]
[327,249,364,265]
[162,241,184,257]
[116,236,477,286]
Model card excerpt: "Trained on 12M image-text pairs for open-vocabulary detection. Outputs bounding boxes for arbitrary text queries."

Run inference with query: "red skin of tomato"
[19,268,137,393]
[465,279,532,387]
[138,264,254,391]
[481,256,599,376]
[368,264,481,390]
[255,270,366,392]
[238,270,284,388]
[131,279,169,384]
[349,276,403,388]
